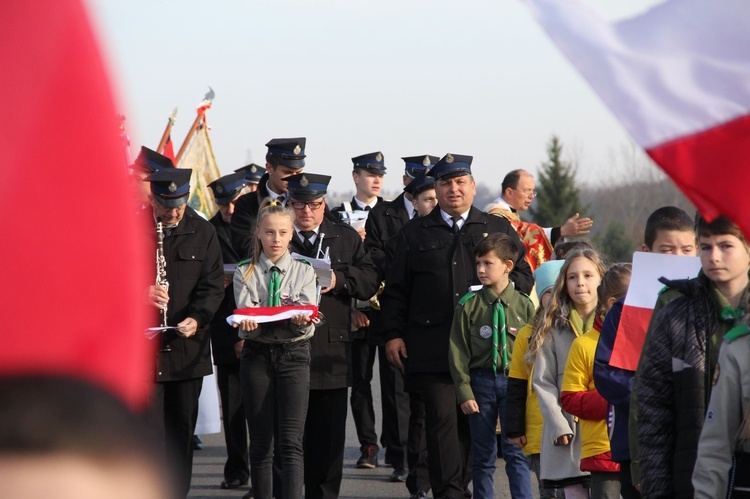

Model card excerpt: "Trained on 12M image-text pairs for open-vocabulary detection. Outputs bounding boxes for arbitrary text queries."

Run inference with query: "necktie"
[364,205,371,211]
[268,267,281,306]
[277,195,286,206]
[451,215,462,234]
[492,301,508,373]
[300,230,315,253]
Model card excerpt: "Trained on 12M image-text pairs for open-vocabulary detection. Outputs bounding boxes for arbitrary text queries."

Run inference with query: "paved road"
[189,359,540,498]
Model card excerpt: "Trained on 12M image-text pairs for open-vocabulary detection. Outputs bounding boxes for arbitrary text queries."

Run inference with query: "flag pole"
[175,87,214,165]
[156,108,177,154]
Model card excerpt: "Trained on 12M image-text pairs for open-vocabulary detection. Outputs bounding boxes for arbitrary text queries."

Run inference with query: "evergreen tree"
[529,136,584,227]
[596,221,635,263]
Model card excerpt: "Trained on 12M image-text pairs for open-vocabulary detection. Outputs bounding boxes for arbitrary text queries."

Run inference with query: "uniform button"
[426,320,430,324]
[191,255,195,259]
[455,292,460,297]
[158,372,162,376]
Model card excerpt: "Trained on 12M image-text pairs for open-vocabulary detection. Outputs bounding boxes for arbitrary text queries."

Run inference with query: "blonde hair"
[525,248,606,363]
[242,198,295,283]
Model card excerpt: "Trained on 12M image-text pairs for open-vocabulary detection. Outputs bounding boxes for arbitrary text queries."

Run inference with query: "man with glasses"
[485,169,593,270]
[285,173,380,499]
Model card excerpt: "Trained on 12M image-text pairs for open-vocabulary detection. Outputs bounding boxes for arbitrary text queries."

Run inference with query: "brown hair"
[242,198,295,283]
[553,239,595,260]
[695,214,747,245]
[598,263,632,312]
[525,248,606,364]
[474,233,519,263]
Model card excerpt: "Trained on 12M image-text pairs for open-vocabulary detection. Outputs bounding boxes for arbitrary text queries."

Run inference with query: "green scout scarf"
[493,301,507,373]
[568,308,596,337]
[268,267,281,307]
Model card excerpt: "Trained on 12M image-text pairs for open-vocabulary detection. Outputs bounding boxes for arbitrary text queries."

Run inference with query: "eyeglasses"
[512,187,537,197]
[290,200,324,210]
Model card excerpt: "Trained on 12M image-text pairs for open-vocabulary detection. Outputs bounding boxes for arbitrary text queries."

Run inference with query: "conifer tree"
[529,136,584,227]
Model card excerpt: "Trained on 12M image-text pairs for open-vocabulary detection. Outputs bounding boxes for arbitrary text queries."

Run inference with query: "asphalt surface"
[189,360,539,499]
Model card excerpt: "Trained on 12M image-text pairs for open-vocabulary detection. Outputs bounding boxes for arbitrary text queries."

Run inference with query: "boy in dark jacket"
[593,206,695,498]
[633,214,750,498]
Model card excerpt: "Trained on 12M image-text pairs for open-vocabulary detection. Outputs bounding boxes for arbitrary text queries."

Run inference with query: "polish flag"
[227,305,319,325]
[609,252,700,371]
[526,0,750,237]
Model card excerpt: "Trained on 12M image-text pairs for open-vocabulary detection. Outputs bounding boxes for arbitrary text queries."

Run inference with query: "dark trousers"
[150,377,203,497]
[378,345,410,468]
[406,391,431,495]
[304,387,348,499]
[412,372,472,499]
[216,362,250,483]
[241,340,311,499]
[350,334,378,450]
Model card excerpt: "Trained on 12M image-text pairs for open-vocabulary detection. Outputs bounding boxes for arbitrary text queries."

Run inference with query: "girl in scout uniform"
[561,263,631,498]
[527,248,606,499]
[233,200,317,499]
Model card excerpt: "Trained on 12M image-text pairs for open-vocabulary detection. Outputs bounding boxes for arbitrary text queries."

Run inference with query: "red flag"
[162,133,176,163]
[0,1,151,408]
[527,0,750,237]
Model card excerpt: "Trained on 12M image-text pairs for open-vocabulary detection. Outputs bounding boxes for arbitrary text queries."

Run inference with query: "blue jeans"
[241,340,310,499]
[469,369,532,499]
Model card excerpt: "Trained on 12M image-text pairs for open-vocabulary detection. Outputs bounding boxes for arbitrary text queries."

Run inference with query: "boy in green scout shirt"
[448,233,536,499]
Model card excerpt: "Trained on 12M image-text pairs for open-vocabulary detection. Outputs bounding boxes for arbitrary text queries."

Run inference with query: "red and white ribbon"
[226,305,319,325]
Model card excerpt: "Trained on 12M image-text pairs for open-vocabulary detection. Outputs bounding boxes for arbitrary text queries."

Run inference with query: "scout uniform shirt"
[448,283,535,404]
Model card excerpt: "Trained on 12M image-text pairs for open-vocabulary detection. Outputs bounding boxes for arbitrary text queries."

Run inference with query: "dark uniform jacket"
[363,193,411,346]
[379,206,534,375]
[209,214,242,365]
[635,273,748,499]
[289,216,379,390]
[364,192,411,275]
[147,209,225,382]
[230,173,272,260]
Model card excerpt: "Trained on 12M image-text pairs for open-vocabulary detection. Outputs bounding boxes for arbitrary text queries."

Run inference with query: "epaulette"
[458,291,476,306]
[237,259,252,267]
[657,285,669,295]
[296,258,313,267]
[725,323,750,343]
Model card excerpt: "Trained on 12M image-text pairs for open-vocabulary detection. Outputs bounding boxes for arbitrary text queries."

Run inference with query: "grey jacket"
[233,251,317,343]
[532,320,590,483]
[693,331,750,498]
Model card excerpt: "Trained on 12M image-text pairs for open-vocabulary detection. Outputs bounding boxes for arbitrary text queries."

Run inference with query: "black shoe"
[389,467,408,482]
[192,435,204,450]
[409,490,427,499]
[220,478,248,489]
[356,445,378,468]
[241,489,254,499]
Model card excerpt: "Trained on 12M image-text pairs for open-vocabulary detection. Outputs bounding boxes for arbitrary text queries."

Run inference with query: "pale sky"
[87,0,662,195]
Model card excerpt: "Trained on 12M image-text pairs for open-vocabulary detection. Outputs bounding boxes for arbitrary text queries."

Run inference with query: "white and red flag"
[526,0,750,236]
[609,252,701,371]
[227,305,319,326]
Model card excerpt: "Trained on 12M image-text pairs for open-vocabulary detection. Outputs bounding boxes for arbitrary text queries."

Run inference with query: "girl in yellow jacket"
[561,263,631,498]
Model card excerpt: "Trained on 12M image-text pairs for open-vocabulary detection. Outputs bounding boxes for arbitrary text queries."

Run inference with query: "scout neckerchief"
[568,308,596,337]
[268,267,281,307]
[493,300,507,373]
